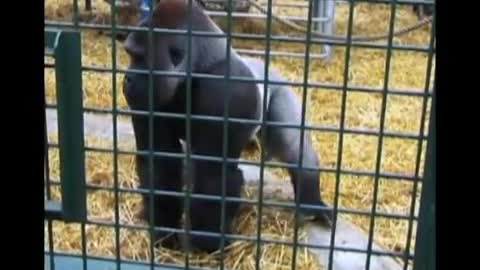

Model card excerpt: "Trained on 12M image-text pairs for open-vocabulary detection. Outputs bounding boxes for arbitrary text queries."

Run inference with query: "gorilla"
[122,0,331,253]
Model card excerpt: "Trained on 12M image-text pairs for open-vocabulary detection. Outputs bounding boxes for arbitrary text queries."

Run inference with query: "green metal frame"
[413,89,436,270]
[45,254,179,270]
[44,28,86,223]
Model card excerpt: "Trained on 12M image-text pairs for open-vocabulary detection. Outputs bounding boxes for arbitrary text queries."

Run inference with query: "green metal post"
[47,28,87,223]
[413,89,436,270]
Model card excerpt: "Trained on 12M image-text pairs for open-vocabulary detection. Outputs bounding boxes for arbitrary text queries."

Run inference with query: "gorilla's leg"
[131,115,184,248]
[186,120,252,253]
[262,87,332,225]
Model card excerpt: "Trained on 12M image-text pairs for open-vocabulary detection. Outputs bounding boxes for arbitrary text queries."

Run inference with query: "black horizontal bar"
[45,218,415,259]
[44,21,435,52]
[336,0,434,4]
[44,62,433,98]
[45,250,413,270]
[45,253,190,270]
[46,179,418,221]
[208,0,434,7]
[72,105,429,140]
[46,142,422,182]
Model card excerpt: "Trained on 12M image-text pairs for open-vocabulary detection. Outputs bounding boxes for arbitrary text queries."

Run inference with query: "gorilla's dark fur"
[122,0,331,253]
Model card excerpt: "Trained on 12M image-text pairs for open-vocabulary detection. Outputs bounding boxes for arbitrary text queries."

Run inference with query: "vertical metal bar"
[71,2,88,270]
[44,75,56,269]
[147,1,156,269]
[44,97,52,201]
[45,103,55,269]
[403,11,435,270]
[184,0,194,269]
[313,0,334,61]
[313,0,320,31]
[365,1,398,269]
[81,198,87,270]
[327,1,355,269]
[255,0,274,268]
[73,0,80,27]
[412,86,435,270]
[110,1,122,270]
[55,30,86,223]
[47,220,55,270]
[220,0,234,267]
[85,0,92,11]
[54,28,87,270]
[291,0,316,268]
[324,0,335,61]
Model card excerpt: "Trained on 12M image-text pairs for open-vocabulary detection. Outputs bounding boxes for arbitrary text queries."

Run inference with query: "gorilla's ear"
[124,31,146,57]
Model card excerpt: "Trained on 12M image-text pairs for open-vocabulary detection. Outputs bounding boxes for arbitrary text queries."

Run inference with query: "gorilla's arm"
[242,57,333,224]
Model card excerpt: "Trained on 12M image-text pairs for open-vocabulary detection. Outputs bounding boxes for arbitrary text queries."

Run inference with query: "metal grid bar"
[108,1,122,270]
[316,0,336,60]
[365,1,398,269]
[45,179,419,220]
[412,83,435,270]
[204,9,331,23]
[184,0,194,268]
[70,2,89,270]
[46,142,424,182]
[47,220,56,270]
[402,10,435,270]
[44,247,413,270]
[44,84,52,201]
[252,0,435,5]
[45,64,434,97]
[45,253,186,270]
[46,241,414,268]
[327,0,356,269]
[254,0,274,267]
[43,73,55,270]
[45,20,436,52]
[45,103,432,140]
[46,27,87,222]
[291,0,316,268]
[45,216,417,261]
[219,0,234,268]
[45,86,56,270]
[45,93,56,269]
[44,218,416,259]
[146,1,156,269]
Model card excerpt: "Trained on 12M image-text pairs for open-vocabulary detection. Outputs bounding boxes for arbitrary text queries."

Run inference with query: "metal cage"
[44,1,436,270]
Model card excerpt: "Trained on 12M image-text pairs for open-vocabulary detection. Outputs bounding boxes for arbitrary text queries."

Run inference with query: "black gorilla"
[122,0,331,253]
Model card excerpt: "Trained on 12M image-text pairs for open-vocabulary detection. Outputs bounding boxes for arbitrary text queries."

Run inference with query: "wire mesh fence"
[44,0,435,270]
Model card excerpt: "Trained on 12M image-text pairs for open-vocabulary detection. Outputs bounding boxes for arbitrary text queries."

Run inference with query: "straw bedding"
[45,1,434,269]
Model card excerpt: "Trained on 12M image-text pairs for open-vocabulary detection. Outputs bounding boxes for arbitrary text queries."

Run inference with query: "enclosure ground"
[45,1,434,269]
